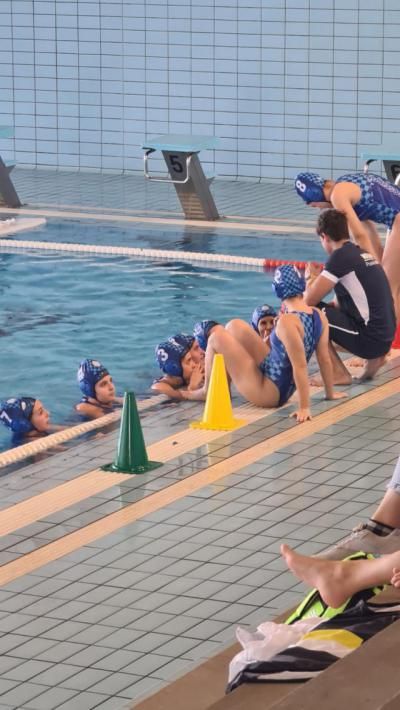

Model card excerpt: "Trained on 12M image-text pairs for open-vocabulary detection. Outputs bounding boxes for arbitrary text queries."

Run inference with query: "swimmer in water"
[295,171,400,322]
[184,265,347,423]
[75,359,123,420]
[251,304,277,343]
[152,333,205,400]
[0,396,53,446]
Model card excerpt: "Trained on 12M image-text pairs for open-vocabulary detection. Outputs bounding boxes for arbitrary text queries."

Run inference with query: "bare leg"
[205,325,280,407]
[310,342,352,386]
[382,214,400,324]
[371,460,400,529]
[372,489,400,529]
[225,319,269,362]
[281,543,400,608]
[363,219,384,262]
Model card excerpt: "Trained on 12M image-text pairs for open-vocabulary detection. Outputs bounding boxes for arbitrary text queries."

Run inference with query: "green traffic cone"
[102,391,162,474]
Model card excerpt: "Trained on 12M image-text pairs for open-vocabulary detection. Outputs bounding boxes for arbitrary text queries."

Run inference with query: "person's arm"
[180,386,207,401]
[150,380,184,400]
[330,183,382,261]
[276,315,311,423]
[75,402,106,419]
[304,273,336,307]
[187,363,205,391]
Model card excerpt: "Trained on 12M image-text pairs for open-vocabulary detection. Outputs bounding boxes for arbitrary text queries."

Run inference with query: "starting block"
[142,134,220,220]
[0,126,22,208]
[361,144,400,186]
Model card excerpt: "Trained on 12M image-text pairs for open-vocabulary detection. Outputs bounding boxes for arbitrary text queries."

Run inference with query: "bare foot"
[310,373,352,387]
[353,355,387,383]
[280,544,352,608]
[345,356,365,368]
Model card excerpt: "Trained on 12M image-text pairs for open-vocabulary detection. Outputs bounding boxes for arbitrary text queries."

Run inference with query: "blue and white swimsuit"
[336,173,400,229]
[260,310,323,406]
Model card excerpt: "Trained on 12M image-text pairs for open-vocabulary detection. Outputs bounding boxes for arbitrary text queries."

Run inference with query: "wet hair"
[316,209,350,242]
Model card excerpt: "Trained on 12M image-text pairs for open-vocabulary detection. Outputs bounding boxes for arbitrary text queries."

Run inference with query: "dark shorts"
[320,303,392,359]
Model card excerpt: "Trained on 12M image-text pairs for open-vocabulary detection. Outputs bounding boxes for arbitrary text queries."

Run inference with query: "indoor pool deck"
[0,170,399,709]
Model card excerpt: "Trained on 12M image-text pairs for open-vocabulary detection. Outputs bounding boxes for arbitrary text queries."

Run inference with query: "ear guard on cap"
[295,172,325,204]
[77,359,109,399]
[155,334,193,378]
[0,396,36,435]
[193,320,219,351]
[272,264,306,300]
[251,304,277,331]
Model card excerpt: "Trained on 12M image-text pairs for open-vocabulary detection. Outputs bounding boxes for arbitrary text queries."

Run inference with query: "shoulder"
[325,242,357,273]
[276,312,304,336]
[277,312,300,326]
[331,177,362,205]
[75,401,104,420]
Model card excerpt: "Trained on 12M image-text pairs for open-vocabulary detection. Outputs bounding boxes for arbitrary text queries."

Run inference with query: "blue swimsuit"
[260,310,323,406]
[336,173,400,229]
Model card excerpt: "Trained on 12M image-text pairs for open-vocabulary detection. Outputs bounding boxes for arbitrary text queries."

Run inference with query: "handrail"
[143,149,193,184]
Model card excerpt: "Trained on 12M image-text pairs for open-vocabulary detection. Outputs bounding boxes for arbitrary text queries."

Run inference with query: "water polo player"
[184,265,346,423]
[295,170,400,321]
[75,358,123,419]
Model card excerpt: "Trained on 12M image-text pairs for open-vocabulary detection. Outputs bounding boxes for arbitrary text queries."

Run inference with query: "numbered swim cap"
[272,264,306,300]
[0,396,36,434]
[294,172,325,204]
[193,320,219,351]
[251,305,277,331]
[155,334,193,378]
[77,359,109,399]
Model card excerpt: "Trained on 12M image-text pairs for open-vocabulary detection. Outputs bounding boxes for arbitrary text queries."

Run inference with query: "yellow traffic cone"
[190,354,246,431]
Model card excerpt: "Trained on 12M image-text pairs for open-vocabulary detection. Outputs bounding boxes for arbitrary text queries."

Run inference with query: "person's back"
[323,240,395,343]
[263,309,323,405]
[335,173,400,228]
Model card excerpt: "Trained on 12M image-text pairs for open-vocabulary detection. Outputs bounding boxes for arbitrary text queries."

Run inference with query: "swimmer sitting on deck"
[75,358,123,420]
[184,265,347,423]
[0,396,54,447]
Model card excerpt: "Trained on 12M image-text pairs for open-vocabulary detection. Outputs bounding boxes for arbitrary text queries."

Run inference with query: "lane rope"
[0,238,323,271]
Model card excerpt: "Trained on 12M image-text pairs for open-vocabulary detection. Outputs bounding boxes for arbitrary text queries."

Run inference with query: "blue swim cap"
[78,359,109,399]
[251,304,277,331]
[155,334,193,378]
[272,265,306,300]
[295,172,325,204]
[193,320,219,351]
[0,397,36,435]
[171,333,194,351]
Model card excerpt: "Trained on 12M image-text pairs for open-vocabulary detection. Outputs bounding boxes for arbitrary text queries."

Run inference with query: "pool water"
[19,217,320,262]
[0,220,323,451]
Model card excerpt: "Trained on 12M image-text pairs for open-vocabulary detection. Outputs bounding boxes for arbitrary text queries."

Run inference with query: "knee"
[226,318,248,336]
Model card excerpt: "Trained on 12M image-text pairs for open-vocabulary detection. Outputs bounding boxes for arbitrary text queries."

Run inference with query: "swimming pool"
[0,219,323,451]
[11,217,319,261]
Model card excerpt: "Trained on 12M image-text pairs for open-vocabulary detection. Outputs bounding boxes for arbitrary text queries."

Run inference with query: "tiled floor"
[0,169,398,709]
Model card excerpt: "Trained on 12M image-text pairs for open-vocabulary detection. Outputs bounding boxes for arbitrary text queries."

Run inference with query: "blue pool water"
[15,217,319,261]
[0,219,322,451]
